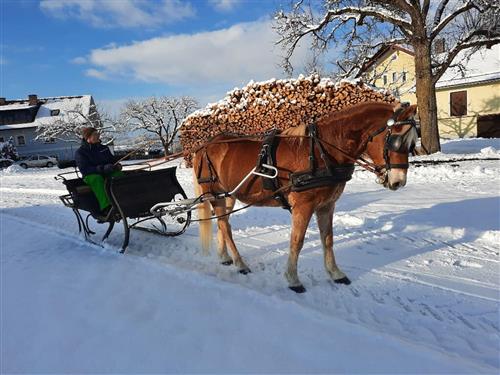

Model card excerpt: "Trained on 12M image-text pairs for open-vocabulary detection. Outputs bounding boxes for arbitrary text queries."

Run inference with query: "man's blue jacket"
[75,140,116,177]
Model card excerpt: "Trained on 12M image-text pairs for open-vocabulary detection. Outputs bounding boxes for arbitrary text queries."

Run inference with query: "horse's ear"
[396,103,418,120]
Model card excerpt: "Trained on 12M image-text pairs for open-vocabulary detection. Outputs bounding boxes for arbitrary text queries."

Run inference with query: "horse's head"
[364,103,418,191]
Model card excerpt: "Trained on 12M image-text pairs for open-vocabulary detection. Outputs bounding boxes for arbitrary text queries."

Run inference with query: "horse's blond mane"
[282,101,397,141]
[282,123,308,137]
[319,101,396,126]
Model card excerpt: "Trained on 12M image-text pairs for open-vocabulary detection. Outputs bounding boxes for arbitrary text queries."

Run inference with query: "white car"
[18,155,57,169]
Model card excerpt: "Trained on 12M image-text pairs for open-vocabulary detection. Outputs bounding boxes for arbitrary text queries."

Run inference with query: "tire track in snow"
[2,209,499,370]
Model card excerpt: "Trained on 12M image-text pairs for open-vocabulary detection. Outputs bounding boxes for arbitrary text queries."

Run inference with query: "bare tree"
[274,0,500,154]
[121,96,199,156]
[36,102,119,144]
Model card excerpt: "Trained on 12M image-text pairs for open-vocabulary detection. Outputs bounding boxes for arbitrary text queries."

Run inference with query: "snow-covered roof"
[358,44,500,89]
[0,95,93,130]
[357,45,415,75]
[0,103,38,111]
[436,45,500,89]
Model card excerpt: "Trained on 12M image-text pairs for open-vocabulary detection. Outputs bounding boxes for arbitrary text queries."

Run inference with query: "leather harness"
[254,124,355,210]
[195,104,417,211]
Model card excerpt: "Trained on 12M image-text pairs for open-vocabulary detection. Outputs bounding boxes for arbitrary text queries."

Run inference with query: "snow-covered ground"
[1,139,499,373]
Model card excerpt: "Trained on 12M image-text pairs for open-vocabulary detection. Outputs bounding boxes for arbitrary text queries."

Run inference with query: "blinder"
[383,113,418,170]
[386,124,417,154]
[364,103,418,172]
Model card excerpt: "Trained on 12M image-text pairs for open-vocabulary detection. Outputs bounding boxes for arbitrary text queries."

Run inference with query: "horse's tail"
[192,169,212,255]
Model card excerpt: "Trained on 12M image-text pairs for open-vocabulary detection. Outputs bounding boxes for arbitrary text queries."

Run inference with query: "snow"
[0,104,37,111]
[184,74,392,122]
[1,138,499,372]
[0,95,92,130]
[436,44,500,88]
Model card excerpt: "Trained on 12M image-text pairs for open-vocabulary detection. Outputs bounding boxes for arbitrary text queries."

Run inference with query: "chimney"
[0,98,5,106]
[434,39,446,54]
[28,94,38,106]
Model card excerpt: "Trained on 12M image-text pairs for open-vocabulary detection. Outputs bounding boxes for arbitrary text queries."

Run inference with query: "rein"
[189,183,293,222]
[194,132,385,178]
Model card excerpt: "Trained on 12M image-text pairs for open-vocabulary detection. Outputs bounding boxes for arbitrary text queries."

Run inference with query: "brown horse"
[192,101,418,292]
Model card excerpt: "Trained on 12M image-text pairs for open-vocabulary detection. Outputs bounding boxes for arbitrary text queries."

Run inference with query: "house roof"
[436,45,500,89]
[0,95,93,130]
[356,45,414,77]
[357,43,500,88]
[0,103,38,111]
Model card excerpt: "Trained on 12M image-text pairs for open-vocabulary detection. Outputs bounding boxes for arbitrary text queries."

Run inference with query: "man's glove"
[103,163,115,174]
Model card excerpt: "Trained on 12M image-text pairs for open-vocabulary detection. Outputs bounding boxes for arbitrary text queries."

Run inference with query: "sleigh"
[56,161,191,252]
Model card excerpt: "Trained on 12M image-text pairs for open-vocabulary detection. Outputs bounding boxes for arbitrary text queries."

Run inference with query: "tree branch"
[431,1,477,40]
[433,33,500,82]
[313,7,413,34]
[432,0,451,30]
[422,0,430,20]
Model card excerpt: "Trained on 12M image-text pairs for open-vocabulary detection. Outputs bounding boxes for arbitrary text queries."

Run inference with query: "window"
[392,72,397,82]
[44,137,56,143]
[450,91,467,117]
[50,109,60,116]
[17,135,26,146]
[383,75,388,85]
[39,156,48,160]
[0,137,4,143]
[402,72,407,82]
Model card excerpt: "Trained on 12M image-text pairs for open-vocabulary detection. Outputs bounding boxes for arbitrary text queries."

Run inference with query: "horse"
[192,101,418,292]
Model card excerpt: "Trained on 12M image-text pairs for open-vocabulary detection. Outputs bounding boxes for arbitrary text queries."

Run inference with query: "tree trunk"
[162,143,169,157]
[413,41,441,154]
[160,138,172,157]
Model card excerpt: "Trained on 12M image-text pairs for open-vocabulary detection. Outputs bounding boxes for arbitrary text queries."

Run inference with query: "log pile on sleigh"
[180,74,398,165]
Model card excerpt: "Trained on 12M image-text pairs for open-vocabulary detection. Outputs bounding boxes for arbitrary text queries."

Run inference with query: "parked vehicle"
[0,158,14,169]
[18,155,57,169]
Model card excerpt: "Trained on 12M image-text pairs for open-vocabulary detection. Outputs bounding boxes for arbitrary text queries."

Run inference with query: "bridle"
[364,104,418,174]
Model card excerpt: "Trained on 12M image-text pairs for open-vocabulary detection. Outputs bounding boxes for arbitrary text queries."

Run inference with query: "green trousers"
[83,171,124,211]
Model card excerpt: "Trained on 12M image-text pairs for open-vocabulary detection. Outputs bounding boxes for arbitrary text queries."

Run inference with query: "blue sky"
[1,0,314,111]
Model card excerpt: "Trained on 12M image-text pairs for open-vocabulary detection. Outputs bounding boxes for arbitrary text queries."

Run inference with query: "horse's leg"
[285,202,315,293]
[212,199,251,274]
[217,197,235,266]
[315,202,351,285]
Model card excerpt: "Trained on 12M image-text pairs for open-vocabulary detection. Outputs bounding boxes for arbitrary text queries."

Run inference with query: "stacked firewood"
[180,74,397,165]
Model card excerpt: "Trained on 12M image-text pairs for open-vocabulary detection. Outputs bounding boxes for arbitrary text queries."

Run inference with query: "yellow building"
[358,44,500,138]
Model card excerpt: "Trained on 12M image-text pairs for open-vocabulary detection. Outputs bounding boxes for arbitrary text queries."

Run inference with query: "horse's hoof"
[239,268,251,275]
[221,260,233,266]
[289,285,306,293]
[334,277,351,285]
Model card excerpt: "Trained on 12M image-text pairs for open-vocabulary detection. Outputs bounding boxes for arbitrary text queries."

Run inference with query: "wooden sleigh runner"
[56,161,191,253]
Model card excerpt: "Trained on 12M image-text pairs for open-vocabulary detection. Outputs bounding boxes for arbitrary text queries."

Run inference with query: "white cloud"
[96,98,129,116]
[71,56,87,64]
[209,0,240,12]
[85,68,108,79]
[85,19,311,88]
[40,0,195,28]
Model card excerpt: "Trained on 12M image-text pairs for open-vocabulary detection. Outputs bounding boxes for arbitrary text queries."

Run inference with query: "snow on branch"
[35,103,118,144]
[430,0,477,39]
[307,6,412,34]
[275,2,414,75]
[432,0,451,28]
[434,33,500,81]
[121,96,199,156]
